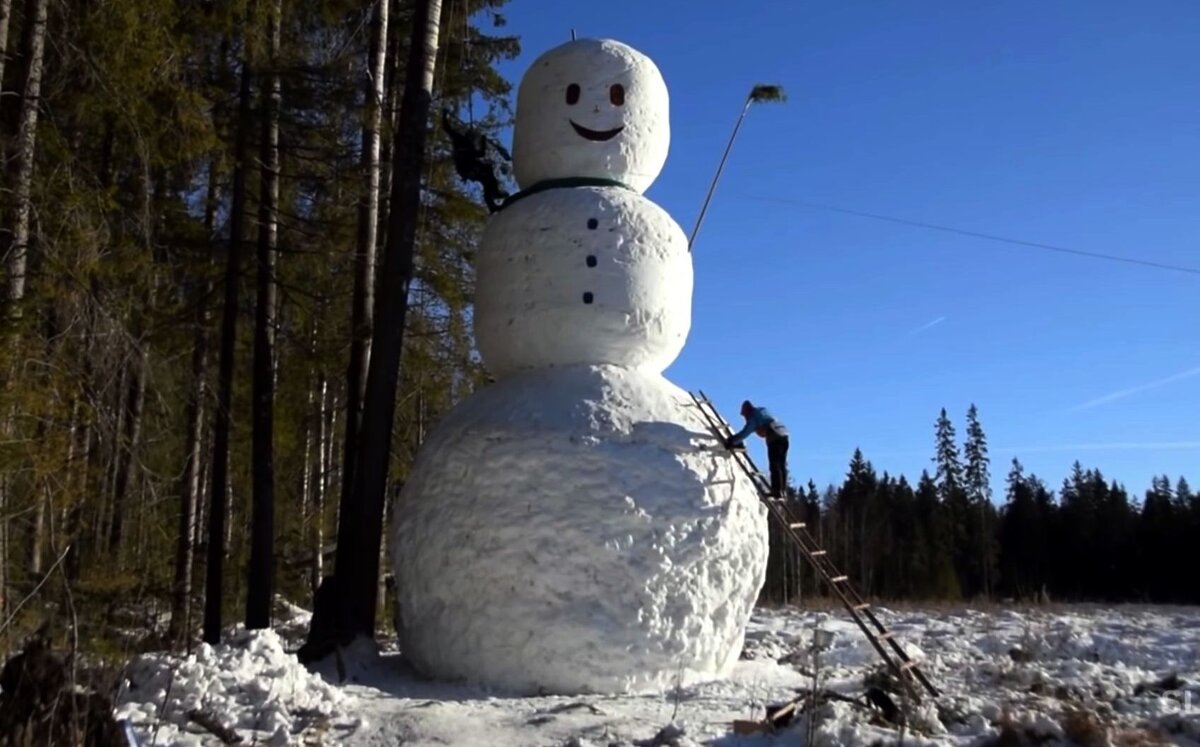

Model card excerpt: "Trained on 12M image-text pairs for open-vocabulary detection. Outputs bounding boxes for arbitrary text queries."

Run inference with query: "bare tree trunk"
[311,374,329,598]
[2,0,47,315]
[299,393,313,590]
[170,289,212,644]
[67,380,94,582]
[170,153,221,646]
[97,368,127,553]
[246,0,281,631]
[375,0,403,252]
[194,423,210,557]
[205,19,255,645]
[299,378,314,526]
[0,0,12,92]
[108,344,147,555]
[340,0,390,528]
[29,429,47,576]
[29,304,63,576]
[333,0,442,639]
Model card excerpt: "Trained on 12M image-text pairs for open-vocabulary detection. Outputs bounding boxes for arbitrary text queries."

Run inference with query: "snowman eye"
[566,84,580,105]
[609,84,625,106]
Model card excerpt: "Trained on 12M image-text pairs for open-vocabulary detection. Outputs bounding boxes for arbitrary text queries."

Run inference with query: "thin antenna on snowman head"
[570,29,576,40]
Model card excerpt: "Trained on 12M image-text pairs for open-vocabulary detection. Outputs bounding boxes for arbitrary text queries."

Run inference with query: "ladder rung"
[898,660,919,671]
[875,631,894,640]
[809,550,827,557]
[853,603,871,611]
[788,522,806,529]
[829,575,848,583]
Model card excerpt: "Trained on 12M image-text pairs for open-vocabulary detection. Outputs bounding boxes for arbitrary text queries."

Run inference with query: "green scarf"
[499,176,634,211]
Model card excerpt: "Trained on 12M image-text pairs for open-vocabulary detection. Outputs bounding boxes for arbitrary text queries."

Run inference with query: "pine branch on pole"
[688,84,786,253]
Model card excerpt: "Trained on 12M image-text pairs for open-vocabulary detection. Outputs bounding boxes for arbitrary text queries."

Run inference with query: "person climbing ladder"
[724,400,789,498]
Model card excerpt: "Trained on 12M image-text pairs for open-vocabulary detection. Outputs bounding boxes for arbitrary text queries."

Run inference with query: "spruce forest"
[0,0,1195,674]
[761,405,1200,607]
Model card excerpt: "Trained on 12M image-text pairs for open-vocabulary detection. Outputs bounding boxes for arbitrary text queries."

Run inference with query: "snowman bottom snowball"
[390,364,769,694]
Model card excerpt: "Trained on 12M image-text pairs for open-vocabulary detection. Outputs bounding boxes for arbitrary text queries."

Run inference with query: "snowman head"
[512,39,669,194]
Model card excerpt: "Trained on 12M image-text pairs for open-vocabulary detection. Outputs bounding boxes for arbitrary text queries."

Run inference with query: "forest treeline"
[762,405,1199,606]
[0,0,518,653]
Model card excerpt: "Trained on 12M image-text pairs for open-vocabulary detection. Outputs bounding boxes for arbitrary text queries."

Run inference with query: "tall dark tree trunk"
[339,0,390,528]
[246,0,281,631]
[334,0,442,639]
[205,20,255,645]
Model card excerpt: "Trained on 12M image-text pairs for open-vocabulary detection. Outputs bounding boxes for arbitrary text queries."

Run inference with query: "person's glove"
[723,437,737,449]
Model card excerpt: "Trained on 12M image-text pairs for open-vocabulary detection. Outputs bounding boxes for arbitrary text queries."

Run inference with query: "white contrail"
[1071,364,1200,411]
[905,316,945,337]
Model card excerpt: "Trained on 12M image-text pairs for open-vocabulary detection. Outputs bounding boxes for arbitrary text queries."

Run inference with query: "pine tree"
[933,408,975,595]
[963,404,996,597]
[933,409,962,498]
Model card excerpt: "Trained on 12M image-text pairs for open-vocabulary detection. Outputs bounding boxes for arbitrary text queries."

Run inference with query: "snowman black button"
[585,219,599,299]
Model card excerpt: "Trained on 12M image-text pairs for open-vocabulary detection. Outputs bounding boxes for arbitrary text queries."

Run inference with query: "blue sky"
[490,0,1199,498]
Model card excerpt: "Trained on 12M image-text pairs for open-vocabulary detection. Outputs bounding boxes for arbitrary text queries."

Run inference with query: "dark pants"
[767,436,789,497]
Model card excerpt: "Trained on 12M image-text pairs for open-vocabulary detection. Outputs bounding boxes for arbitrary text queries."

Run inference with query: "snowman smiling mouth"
[570,121,624,142]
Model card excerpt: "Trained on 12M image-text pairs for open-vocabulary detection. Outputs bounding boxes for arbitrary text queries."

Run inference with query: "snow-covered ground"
[115,603,1200,746]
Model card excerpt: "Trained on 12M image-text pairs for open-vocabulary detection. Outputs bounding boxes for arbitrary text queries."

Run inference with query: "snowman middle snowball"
[475,185,692,377]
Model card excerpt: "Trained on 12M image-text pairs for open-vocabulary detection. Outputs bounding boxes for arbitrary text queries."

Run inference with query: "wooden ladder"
[689,390,939,699]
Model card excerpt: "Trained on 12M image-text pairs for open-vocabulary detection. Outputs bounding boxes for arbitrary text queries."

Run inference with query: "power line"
[741,195,1200,277]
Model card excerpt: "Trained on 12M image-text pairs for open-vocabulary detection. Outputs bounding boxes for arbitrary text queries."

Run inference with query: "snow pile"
[116,628,351,746]
[393,364,769,695]
[112,604,1200,745]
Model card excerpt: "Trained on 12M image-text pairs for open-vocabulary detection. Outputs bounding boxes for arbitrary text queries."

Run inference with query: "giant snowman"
[391,38,768,695]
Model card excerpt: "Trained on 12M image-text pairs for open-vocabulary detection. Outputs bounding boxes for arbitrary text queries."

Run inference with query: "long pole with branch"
[688,84,786,253]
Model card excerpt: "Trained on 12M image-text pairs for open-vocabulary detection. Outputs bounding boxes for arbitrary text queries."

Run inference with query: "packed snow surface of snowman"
[115,602,1200,746]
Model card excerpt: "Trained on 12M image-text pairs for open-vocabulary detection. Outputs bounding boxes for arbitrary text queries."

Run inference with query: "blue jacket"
[729,407,788,445]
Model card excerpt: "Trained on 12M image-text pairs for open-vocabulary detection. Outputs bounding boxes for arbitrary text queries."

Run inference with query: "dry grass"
[1060,709,1109,747]
[1111,727,1173,747]
[764,597,1200,617]
[975,707,1175,747]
